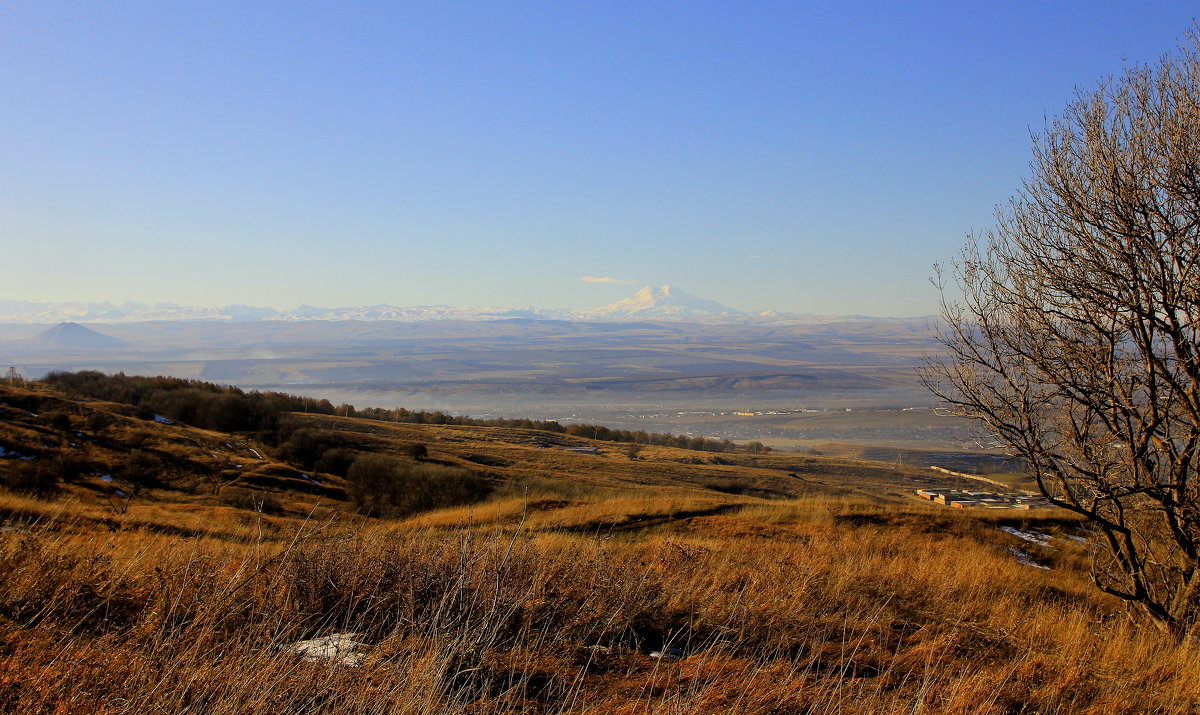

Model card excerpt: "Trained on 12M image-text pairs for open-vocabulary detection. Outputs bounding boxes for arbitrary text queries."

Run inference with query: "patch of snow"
[99,475,113,483]
[153,415,175,425]
[292,633,367,666]
[649,647,685,660]
[999,526,1055,548]
[0,446,21,458]
[113,489,127,498]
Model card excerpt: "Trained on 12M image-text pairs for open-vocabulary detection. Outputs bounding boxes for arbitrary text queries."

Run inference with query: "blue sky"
[1,1,1196,316]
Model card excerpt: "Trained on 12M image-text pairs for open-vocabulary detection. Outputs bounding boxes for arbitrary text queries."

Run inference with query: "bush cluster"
[346,454,492,518]
[4,462,59,495]
[42,371,336,434]
[563,423,737,452]
[274,427,355,475]
[2,454,93,495]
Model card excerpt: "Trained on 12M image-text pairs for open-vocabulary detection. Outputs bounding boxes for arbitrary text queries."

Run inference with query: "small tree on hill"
[924,34,1200,635]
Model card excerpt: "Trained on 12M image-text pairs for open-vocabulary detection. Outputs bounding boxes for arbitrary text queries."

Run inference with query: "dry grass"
[1,383,1193,712]
[0,491,1194,713]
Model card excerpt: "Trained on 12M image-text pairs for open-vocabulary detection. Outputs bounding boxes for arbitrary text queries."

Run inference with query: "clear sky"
[1,1,1196,316]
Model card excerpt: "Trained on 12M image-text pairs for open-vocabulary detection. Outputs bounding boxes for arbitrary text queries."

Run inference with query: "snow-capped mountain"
[274,304,573,322]
[0,288,746,324]
[580,285,742,319]
[0,301,281,324]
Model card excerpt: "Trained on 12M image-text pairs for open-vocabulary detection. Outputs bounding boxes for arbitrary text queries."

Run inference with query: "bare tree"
[924,34,1200,635]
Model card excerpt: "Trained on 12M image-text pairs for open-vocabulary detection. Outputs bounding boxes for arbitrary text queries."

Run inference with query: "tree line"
[40,371,740,452]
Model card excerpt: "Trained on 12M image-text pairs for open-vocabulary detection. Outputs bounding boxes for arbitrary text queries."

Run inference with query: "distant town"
[916,488,1051,510]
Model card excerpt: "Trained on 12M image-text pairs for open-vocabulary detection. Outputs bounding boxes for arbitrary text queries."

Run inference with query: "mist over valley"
[0,300,953,448]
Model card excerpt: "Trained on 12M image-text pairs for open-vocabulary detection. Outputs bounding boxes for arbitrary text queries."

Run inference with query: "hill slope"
[3,382,1196,713]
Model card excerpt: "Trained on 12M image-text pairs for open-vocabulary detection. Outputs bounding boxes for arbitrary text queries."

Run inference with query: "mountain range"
[0,286,759,324]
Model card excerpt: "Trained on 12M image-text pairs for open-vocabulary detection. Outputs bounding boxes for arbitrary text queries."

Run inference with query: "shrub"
[395,442,428,460]
[39,411,73,431]
[312,447,357,477]
[128,430,155,450]
[50,454,90,483]
[275,429,352,470]
[705,477,752,496]
[82,410,112,433]
[346,454,492,518]
[4,462,58,495]
[121,450,162,490]
[219,488,283,514]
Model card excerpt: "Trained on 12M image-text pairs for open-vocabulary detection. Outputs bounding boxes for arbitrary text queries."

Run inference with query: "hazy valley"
[0,309,960,451]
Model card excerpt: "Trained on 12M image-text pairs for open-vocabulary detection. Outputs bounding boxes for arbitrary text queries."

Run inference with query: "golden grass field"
[1,382,1197,713]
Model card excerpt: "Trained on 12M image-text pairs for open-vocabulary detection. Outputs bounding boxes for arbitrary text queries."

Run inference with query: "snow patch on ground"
[292,633,368,666]
[999,526,1055,548]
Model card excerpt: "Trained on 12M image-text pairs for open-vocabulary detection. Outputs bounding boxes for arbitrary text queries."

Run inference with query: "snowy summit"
[584,286,743,320]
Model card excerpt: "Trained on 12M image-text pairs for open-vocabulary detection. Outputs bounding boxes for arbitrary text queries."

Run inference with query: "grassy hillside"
[0,382,1196,713]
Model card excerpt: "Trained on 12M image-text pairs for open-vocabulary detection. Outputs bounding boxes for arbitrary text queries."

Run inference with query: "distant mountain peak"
[31,322,124,349]
[586,285,742,319]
